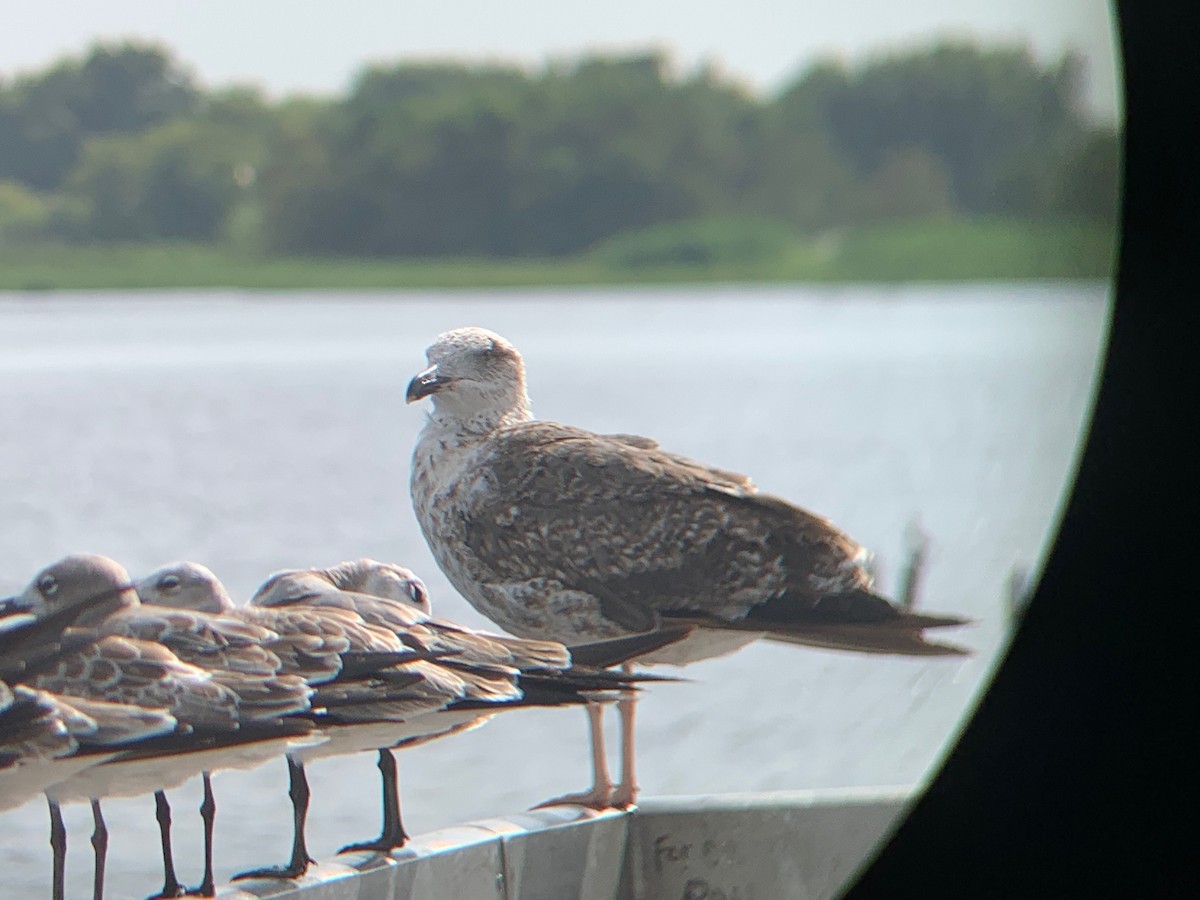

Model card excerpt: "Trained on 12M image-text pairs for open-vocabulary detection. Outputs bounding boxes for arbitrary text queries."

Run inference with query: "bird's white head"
[406,327,531,431]
[134,561,237,614]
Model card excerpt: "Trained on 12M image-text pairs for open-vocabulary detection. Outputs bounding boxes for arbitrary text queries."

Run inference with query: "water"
[0,282,1110,898]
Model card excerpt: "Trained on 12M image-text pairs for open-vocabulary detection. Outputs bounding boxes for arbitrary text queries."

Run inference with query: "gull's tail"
[759,618,973,657]
[566,626,695,668]
[669,589,974,658]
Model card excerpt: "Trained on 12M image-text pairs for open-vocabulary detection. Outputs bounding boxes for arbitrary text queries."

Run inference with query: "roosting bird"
[407,326,973,808]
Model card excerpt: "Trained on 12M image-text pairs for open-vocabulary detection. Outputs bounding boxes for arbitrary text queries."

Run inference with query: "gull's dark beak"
[406,365,450,403]
[0,594,31,618]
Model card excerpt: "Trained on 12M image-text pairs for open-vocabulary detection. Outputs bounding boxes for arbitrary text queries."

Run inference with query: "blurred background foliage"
[0,40,1119,279]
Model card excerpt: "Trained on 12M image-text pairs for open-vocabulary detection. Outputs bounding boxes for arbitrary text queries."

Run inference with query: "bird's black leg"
[146,790,185,898]
[232,756,315,881]
[339,748,410,854]
[184,772,217,897]
[47,796,66,900]
[90,799,108,900]
[284,758,316,875]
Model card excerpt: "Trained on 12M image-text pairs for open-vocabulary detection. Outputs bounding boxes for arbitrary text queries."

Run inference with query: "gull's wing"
[460,421,969,654]
[257,570,571,671]
[104,606,283,675]
[1,682,78,767]
[39,692,177,746]
[29,636,241,731]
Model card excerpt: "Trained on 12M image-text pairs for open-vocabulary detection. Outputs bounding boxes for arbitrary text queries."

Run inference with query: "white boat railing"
[217,785,913,900]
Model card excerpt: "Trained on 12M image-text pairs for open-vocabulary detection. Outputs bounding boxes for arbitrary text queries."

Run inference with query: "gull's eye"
[408,578,430,609]
[37,574,58,597]
[157,574,181,592]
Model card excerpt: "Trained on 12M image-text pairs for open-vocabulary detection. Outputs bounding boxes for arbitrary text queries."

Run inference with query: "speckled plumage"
[409,327,971,665]
[253,559,571,673]
[32,633,240,731]
[0,682,178,813]
[1,681,77,770]
[11,555,314,725]
[139,558,668,872]
[138,560,410,687]
[1,555,326,898]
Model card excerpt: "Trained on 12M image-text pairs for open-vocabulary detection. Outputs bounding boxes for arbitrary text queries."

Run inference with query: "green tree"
[511,54,748,254]
[747,63,861,230]
[258,53,764,257]
[5,38,1120,256]
[846,146,956,223]
[0,42,197,191]
[260,62,532,255]
[255,126,341,254]
[0,179,52,244]
[775,43,1096,217]
[65,117,260,241]
[1050,127,1122,221]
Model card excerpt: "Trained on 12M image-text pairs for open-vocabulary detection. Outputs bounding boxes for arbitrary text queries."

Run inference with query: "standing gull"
[140,558,682,877]
[0,681,178,816]
[407,326,973,808]
[1,596,181,896]
[139,559,469,880]
[1,680,81,810]
[0,610,183,808]
[250,558,684,821]
[0,554,316,899]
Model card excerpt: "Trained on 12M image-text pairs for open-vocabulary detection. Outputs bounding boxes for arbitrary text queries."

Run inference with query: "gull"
[1,554,316,899]
[1,679,80,810]
[1,604,178,819]
[251,560,684,826]
[138,560,470,881]
[139,559,682,878]
[0,682,179,900]
[406,326,974,808]
[0,682,177,815]
[0,600,104,814]
[252,558,574,677]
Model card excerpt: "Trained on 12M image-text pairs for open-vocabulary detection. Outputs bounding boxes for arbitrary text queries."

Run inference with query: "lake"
[0,281,1110,898]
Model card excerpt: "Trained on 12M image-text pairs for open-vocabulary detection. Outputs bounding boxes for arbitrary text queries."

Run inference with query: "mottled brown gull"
[1,554,317,900]
[1,593,178,826]
[249,558,683,812]
[0,681,178,816]
[0,613,180,845]
[252,557,573,674]
[407,326,974,808]
[140,559,474,881]
[0,683,180,900]
[140,558,681,880]
[0,680,79,804]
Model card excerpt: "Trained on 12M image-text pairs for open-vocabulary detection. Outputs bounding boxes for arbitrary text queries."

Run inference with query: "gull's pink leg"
[533,700,614,809]
[610,664,639,809]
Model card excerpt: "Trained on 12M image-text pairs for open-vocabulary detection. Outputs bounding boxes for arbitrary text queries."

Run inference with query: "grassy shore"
[0,218,1116,291]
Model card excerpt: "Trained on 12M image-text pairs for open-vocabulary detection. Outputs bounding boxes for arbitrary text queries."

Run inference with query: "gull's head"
[0,554,137,626]
[323,558,432,615]
[406,327,530,428]
[134,561,236,614]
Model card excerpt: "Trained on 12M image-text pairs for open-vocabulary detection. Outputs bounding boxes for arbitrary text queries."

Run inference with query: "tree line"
[0,40,1120,257]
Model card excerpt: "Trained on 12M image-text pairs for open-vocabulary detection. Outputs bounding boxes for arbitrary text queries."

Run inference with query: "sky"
[0,1,1121,121]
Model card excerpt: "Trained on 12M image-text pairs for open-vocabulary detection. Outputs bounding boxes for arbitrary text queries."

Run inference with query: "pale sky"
[0,1,1121,121]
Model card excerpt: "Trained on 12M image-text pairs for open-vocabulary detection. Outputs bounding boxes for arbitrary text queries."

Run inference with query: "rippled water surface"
[0,282,1109,897]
